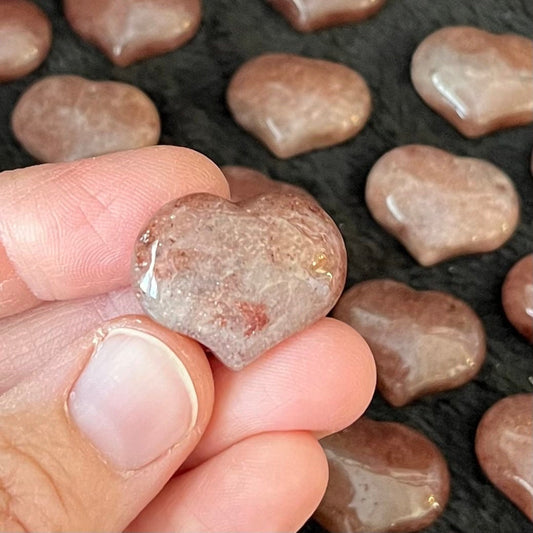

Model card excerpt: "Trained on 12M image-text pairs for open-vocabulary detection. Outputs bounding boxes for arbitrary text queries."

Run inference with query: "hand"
[0,146,375,532]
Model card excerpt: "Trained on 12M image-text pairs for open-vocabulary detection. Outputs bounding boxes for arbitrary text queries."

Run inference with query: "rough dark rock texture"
[333,279,486,406]
[11,75,160,162]
[316,417,450,532]
[1,1,532,532]
[411,26,533,138]
[132,193,346,370]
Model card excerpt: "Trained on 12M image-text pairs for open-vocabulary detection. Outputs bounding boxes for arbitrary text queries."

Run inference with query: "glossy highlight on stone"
[502,254,533,343]
[0,0,52,83]
[476,394,533,519]
[365,145,519,266]
[221,165,315,203]
[64,0,201,67]
[333,279,486,406]
[411,26,533,137]
[266,0,387,32]
[227,53,371,159]
[316,418,450,533]
[132,192,347,370]
[12,75,161,162]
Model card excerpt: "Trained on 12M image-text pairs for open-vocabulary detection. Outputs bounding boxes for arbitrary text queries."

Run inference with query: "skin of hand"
[0,146,376,532]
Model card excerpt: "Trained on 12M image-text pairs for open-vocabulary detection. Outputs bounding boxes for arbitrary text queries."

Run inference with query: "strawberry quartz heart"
[132,193,347,370]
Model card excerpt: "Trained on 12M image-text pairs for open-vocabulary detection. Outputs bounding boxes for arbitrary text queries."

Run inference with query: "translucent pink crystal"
[227,54,371,159]
[365,145,519,266]
[131,193,347,370]
[11,75,161,162]
[411,26,533,137]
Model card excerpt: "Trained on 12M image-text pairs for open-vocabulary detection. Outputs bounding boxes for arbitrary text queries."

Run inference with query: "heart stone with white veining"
[365,145,519,266]
[131,192,347,370]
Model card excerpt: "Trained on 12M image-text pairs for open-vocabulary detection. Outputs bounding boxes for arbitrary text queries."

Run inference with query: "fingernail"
[68,328,198,470]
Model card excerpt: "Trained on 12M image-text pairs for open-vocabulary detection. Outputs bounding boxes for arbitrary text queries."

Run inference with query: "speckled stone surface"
[221,165,315,202]
[411,26,533,138]
[63,0,202,67]
[502,254,533,343]
[316,417,450,533]
[11,75,160,162]
[0,0,52,83]
[365,145,520,266]
[227,53,371,158]
[476,394,533,520]
[132,192,347,370]
[333,279,486,406]
[266,0,387,32]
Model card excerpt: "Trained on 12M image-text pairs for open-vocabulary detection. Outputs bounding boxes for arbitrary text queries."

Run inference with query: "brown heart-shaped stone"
[227,53,371,159]
[266,0,387,32]
[333,279,486,406]
[365,145,519,266]
[476,394,533,519]
[131,192,347,370]
[316,417,450,533]
[411,26,533,137]
[11,75,160,163]
[502,254,533,343]
[64,0,201,67]
[0,0,52,83]
[221,165,316,203]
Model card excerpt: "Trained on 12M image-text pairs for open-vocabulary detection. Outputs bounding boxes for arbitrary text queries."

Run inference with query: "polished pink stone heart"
[365,145,519,266]
[333,279,486,406]
[132,193,347,370]
[476,394,533,519]
[64,0,201,67]
[411,26,533,137]
[11,75,160,163]
[266,0,387,32]
[316,417,450,533]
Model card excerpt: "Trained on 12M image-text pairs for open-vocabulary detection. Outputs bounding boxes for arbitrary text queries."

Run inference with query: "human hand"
[0,146,375,532]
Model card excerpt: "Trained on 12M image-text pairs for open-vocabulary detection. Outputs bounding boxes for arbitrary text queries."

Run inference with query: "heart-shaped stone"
[365,145,519,266]
[476,394,533,519]
[316,417,450,533]
[227,53,371,159]
[64,0,201,67]
[333,279,486,406]
[12,75,160,163]
[131,192,347,370]
[411,26,533,137]
[266,0,387,32]
[502,254,533,343]
[0,0,52,83]
[221,165,315,203]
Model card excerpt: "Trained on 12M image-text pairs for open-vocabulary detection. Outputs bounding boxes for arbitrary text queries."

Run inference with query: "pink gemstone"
[0,0,52,83]
[333,279,486,406]
[11,75,161,162]
[221,165,315,203]
[227,53,371,159]
[63,0,202,67]
[266,0,387,32]
[502,254,533,343]
[316,417,450,533]
[365,145,519,266]
[131,193,347,370]
[476,394,533,519]
[411,26,533,137]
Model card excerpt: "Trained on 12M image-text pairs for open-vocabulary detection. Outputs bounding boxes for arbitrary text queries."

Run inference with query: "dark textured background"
[1,1,532,532]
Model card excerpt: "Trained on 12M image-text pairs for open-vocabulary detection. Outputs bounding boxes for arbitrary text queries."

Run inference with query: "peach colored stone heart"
[333,279,486,406]
[365,145,519,266]
[411,26,533,137]
[132,193,347,370]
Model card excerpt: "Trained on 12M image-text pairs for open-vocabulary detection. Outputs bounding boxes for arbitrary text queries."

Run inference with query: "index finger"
[0,146,229,318]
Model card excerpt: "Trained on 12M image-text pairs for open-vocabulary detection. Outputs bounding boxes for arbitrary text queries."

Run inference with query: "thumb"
[0,316,214,532]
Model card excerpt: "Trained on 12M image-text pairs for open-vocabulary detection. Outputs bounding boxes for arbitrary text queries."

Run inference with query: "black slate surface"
[1,1,532,532]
